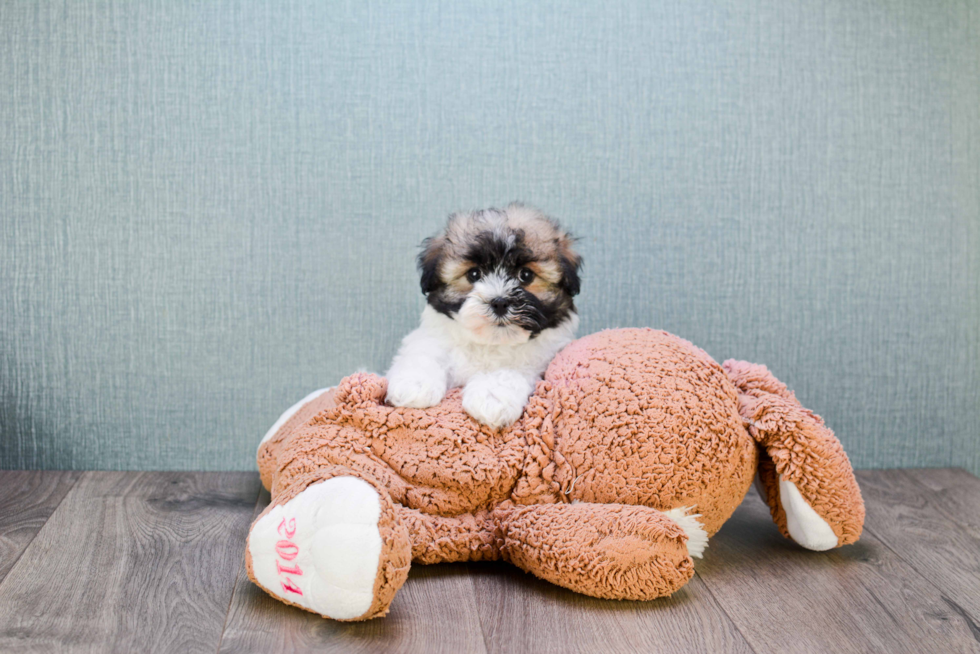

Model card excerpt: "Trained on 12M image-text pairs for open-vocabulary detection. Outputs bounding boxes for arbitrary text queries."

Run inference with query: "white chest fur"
[420,306,578,387]
[385,306,578,428]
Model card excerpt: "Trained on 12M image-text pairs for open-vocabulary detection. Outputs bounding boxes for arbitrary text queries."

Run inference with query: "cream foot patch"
[663,507,708,558]
[248,476,383,620]
[779,477,838,551]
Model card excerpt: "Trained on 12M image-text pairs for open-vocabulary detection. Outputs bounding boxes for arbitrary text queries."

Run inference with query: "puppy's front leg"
[386,330,448,408]
[462,370,534,429]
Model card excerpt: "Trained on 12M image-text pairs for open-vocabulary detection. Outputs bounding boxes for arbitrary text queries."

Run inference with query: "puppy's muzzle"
[489,297,512,317]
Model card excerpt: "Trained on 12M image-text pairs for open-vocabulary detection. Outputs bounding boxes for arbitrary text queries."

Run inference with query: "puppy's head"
[418,204,582,345]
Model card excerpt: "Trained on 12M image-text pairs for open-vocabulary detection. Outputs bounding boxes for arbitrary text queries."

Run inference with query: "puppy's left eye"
[466,268,482,283]
[518,268,534,284]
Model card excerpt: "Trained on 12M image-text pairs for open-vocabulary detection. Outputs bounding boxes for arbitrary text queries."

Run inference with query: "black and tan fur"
[418,203,582,337]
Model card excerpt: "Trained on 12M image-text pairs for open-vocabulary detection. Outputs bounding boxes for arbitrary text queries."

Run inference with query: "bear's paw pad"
[779,477,838,551]
[249,476,383,620]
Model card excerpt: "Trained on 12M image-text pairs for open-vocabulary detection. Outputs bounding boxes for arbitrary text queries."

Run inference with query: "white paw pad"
[779,477,838,551]
[249,476,383,620]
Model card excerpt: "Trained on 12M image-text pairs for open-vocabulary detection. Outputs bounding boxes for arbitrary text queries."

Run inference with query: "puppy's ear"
[556,234,582,297]
[417,235,446,295]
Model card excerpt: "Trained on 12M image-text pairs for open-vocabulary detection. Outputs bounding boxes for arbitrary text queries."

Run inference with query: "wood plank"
[0,471,261,654]
[856,468,980,623]
[697,485,980,654]
[904,467,980,526]
[470,560,755,654]
[0,471,81,583]
[217,490,488,654]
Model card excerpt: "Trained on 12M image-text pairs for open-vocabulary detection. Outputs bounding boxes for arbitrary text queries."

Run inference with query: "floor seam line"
[0,470,86,592]
[862,521,980,626]
[469,563,494,654]
[693,569,761,654]
[214,474,265,654]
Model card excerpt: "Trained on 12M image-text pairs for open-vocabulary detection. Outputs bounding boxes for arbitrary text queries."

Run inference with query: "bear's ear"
[333,373,383,408]
[417,235,446,296]
[556,234,582,297]
[332,372,392,429]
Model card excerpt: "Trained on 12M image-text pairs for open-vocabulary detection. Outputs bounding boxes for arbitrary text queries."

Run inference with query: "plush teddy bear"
[246,328,864,621]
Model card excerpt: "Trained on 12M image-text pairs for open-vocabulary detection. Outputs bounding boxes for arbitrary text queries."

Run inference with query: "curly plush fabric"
[722,359,865,546]
[247,328,864,620]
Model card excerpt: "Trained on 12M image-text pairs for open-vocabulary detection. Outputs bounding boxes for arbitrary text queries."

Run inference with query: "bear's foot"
[495,502,698,600]
[725,359,865,549]
[755,475,838,551]
[246,474,411,620]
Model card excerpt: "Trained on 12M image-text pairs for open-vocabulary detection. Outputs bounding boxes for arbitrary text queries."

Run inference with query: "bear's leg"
[394,506,500,564]
[246,465,411,621]
[257,387,338,491]
[724,359,865,551]
[492,502,706,600]
[754,449,843,551]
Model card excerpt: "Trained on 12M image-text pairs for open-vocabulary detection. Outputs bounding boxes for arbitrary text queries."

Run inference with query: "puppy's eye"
[518,268,534,284]
[466,268,482,283]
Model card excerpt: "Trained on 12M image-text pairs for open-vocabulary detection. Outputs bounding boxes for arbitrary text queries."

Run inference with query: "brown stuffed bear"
[246,328,864,621]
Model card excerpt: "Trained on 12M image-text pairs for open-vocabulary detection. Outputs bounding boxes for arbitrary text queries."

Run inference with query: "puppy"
[386,204,582,428]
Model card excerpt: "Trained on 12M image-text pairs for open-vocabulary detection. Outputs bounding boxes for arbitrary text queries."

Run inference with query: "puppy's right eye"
[466,268,481,283]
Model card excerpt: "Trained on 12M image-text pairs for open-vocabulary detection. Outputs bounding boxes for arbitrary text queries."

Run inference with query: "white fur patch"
[385,366,448,408]
[779,477,838,551]
[385,305,578,427]
[249,476,383,620]
[259,387,333,447]
[663,507,708,559]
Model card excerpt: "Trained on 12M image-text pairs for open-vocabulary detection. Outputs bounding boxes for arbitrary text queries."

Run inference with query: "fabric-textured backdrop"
[1,0,978,472]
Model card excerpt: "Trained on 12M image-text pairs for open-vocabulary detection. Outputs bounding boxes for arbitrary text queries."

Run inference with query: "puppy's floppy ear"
[556,234,582,297]
[417,235,446,295]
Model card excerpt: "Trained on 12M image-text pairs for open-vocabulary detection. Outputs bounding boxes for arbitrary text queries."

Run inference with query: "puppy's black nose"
[489,297,512,317]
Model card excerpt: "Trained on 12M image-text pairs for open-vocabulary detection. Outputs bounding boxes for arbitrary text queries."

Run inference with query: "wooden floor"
[0,470,978,653]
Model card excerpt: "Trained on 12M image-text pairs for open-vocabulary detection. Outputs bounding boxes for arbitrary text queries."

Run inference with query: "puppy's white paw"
[386,372,446,408]
[462,371,532,429]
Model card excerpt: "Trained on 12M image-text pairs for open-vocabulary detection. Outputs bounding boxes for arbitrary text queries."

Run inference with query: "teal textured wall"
[1,0,978,472]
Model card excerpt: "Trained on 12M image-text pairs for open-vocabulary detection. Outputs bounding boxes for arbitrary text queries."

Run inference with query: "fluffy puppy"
[386,204,582,428]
